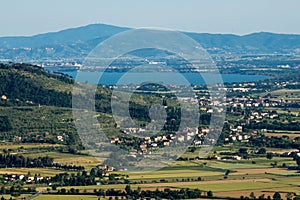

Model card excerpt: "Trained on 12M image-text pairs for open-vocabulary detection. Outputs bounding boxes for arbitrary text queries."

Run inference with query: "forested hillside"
[0,63,73,107]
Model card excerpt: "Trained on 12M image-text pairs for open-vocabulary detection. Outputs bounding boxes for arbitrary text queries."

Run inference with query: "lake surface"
[52,70,267,85]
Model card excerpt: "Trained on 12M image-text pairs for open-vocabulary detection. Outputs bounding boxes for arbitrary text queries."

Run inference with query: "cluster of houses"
[250,112,278,120]
[210,155,243,161]
[224,125,249,143]
[111,127,214,154]
[210,150,300,163]
[4,174,47,184]
[225,135,250,143]
[96,164,115,172]
[96,164,115,177]
[226,96,283,109]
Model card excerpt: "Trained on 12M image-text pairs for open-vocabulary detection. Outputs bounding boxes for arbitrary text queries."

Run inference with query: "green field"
[33,195,103,200]
[0,168,64,176]
[177,180,289,192]
[124,169,223,180]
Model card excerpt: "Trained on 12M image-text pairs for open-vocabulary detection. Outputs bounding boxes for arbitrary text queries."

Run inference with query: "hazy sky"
[1,0,299,36]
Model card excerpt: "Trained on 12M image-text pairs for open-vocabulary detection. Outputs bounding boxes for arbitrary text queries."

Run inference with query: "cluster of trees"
[0,185,36,197]
[56,185,209,199]
[249,135,300,149]
[0,154,53,168]
[240,191,299,200]
[50,172,96,187]
[0,116,12,132]
[246,121,300,131]
[122,186,205,199]
[49,168,124,187]
[292,152,300,169]
[0,154,84,171]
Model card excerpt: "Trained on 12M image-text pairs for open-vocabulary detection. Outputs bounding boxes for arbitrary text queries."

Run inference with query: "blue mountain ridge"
[0,24,299,61]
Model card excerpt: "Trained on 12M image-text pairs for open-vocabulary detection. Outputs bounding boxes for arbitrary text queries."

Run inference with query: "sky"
[0,0,299,36]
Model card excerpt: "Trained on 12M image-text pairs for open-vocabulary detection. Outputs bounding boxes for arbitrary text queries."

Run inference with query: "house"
[201,128,210,134]
[129,149,138,156]
[110,138,120,144]
[243,135,249,140]
[57,135,64,142]
[107,166,115,172]
[19,175,25,180]
[237,126,243,132]
[231,128,238,132]
[211,155,221,160]
[1,95,7,100]
[163,141,170,146]
[27,176,35,183]
[237,135,243,141]
[151,143,158,147]
[270,114,278,119]
[207,109,214,113]
[232,156,242,160]
[102,172,110,177]
[177,135,185,142]
[154,136,162,142]
[187,135,193,141]
[97,164,108,170]
[140,144,148,152]
[35,176,44,182]
[145,137,151,141]
[13,136,22,142]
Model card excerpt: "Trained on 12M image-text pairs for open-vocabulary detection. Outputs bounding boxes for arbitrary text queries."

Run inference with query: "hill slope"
[0,63,73,107]
[0,63,79,144]
[0,24,128,48]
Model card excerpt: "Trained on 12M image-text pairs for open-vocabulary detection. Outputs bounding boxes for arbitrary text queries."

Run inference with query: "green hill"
[0,63,180,153]
[0,62,73,107]
[0,63,80,147]
[0,63,125,147]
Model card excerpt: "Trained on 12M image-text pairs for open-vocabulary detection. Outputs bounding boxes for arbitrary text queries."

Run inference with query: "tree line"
[0,154,84,171]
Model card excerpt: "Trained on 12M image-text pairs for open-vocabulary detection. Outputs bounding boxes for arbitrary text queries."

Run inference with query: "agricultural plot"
[0,168,63,176]
[33,195,103,200]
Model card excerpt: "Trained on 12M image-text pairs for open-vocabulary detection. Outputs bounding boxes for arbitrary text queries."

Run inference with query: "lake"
[52,70,267,85]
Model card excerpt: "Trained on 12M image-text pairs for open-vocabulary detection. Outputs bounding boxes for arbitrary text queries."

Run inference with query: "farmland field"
[0,143,63,150]
[33,195,103,200]
[1,142,299,200]
[0,168,64,176]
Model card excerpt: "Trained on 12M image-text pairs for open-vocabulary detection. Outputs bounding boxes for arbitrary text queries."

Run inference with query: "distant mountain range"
[0,24,300,62]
